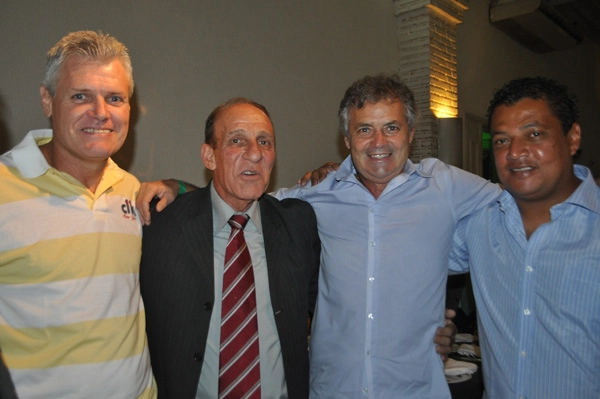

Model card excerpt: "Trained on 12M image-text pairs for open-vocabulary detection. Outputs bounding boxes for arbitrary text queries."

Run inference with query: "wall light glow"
[432,104,458,118]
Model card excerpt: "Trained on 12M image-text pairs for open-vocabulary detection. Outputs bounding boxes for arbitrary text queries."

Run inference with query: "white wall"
[456,0,600,178]
[2,1,598,184]
[0,0,400,189]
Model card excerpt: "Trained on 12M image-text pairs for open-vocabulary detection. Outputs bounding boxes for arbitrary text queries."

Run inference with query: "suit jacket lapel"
[260,196,286,306]
[182,187,215,286]
[179,191,286,307]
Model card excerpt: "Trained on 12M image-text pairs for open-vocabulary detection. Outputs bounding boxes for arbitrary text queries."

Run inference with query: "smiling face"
[344,100,414,198]
[201,103,276,211]
[491,98,581,207]
[40,56,130,170]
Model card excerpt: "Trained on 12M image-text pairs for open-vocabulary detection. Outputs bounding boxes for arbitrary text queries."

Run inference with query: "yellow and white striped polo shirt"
[0,130,155,399]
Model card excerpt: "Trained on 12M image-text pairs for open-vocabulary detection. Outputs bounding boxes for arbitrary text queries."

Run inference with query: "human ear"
[201,143,217,171]
[344,135,351,150]
[40,85,53,118]
[567,123,581,156]
[408,129,415,144]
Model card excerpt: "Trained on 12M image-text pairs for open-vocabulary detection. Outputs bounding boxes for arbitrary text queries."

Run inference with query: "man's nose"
[89,97,109,121]
[372,129,387,147]
[507,137,528,160]
[244,140,264,162]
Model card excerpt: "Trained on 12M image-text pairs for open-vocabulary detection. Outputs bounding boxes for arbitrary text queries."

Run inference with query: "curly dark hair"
[487,76,579,135]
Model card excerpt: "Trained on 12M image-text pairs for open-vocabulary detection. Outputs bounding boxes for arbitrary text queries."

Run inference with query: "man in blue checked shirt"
[449,76,600,398]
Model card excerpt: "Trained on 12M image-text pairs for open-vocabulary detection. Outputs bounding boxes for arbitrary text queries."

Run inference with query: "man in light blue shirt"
[450,77,600,398]
[138,74,500,398]
[274,74,500,398]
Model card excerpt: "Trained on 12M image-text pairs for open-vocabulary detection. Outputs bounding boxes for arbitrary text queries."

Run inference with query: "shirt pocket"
[558,261,600,351]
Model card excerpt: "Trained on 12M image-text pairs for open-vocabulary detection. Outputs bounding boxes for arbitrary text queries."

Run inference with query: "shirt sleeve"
[270,185,304,200]
[445,165,502,219]
[449,217,470,274]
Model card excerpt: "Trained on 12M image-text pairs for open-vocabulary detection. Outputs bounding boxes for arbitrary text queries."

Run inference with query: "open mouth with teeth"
[369,153,391,159]
[82,128,113,134]
[511,166,534,172]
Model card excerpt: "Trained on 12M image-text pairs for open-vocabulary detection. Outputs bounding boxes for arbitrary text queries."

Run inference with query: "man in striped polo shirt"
[0,31,155,399]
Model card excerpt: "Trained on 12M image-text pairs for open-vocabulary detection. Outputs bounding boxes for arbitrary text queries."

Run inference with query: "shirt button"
[370,241,375,247]
[203,302,213,311]
[370,208,375,213]
[520,351,526,357]
[523,308,531,315]
[518,396,525,399]
[194,352,203,362]
[526,266,533,272]
[368,313,374,319]
[368,277,375,282]
[363,388,368,393]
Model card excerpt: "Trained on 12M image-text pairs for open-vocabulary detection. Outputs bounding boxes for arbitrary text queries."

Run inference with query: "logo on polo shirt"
[121,199,137,220]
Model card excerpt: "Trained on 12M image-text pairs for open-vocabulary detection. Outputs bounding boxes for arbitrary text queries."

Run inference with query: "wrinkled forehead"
[58,56,133,95]
[349,100,407,123]
[490,99,556,128]
[217,104,273,132]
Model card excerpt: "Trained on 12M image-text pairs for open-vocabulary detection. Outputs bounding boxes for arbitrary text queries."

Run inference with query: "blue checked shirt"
[450,165,600,399]
[275,156,500,399]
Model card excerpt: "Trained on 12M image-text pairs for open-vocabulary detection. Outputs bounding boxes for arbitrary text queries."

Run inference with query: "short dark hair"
[487,76,578,135]
[338,73,419,137]
[204,97,272,147]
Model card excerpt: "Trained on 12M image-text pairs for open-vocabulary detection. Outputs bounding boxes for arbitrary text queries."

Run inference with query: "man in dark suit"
[140,98,320,399]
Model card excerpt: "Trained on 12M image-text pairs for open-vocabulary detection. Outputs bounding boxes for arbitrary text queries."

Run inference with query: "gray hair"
[43,30,134,96]
[338,73,419,137]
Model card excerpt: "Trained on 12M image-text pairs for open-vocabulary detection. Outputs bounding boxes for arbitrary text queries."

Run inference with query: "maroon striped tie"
[219,214,261,399]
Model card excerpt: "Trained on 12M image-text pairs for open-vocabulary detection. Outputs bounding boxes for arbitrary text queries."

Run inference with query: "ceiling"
[490,0,600,52]
[545,0,600,45]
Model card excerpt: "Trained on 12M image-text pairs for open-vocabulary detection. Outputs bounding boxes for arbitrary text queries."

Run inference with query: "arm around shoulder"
[137,179,199,225]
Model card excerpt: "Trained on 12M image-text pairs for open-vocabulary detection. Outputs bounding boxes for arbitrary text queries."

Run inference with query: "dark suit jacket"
[140,186,320,399]
[0,349,18,399]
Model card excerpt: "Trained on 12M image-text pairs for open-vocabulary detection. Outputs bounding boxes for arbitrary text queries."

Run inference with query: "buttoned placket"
[363,202,378,398]
[514,219,548,399]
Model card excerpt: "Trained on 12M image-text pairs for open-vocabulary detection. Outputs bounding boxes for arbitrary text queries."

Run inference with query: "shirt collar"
[210,183,262,234]
[10,129,124,193]
[497,165,600,216]
[567,165,600,214]
[331,155,430,190]
[11,129,53,178]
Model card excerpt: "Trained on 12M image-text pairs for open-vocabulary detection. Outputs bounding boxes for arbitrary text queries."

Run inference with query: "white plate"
[455,333,475,343]
[444,358,478,376]
[446,373,473,384]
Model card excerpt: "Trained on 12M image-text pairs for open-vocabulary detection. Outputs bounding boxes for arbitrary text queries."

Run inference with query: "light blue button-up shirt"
[450,165,600,399]
[275,155,500,399]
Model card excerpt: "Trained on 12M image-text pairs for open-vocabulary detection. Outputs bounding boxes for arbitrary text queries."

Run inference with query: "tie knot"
[228,214,249,231]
